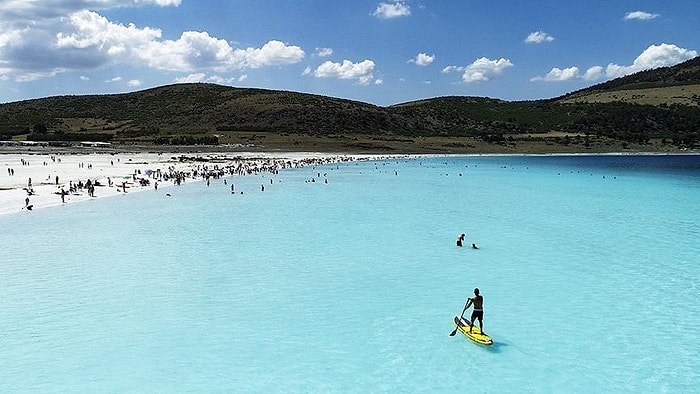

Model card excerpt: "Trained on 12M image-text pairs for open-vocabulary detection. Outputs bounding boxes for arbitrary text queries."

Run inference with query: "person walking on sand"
[463,288,485,334]
[456,233,465,247]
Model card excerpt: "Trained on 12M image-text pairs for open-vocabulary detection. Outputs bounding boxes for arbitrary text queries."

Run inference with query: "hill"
[1,57,699,153]
[557,56,700,106]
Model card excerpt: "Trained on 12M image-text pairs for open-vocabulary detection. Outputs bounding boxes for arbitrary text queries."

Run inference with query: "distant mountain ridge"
[1,57,699,150]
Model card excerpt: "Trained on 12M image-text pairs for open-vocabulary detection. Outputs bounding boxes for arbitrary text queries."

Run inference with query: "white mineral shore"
[0,151,377,216]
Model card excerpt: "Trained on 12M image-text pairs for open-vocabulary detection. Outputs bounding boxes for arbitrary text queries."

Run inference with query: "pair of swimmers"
[456,233,478,249]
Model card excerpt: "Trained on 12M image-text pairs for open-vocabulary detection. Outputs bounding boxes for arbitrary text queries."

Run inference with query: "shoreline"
[0,151,391,217]
[2,149,698,216]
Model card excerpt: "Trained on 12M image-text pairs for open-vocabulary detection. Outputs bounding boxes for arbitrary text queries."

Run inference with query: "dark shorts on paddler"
[471,310,483,322]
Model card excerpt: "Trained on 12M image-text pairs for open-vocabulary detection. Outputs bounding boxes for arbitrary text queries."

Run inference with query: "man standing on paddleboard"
[464,288,484,334]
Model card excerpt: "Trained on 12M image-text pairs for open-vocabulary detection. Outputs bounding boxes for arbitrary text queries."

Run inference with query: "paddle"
[449,304,469,336]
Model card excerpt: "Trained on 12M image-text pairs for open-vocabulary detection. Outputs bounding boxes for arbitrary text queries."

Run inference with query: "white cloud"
[174,73,206,83]
[14,71,60,82]
[140,30,227,71]
[525,31,554,44]
[106,76,122,83]
[206,75,230,84]
[582,66,604,81]
[151,0,181,5]
[56,10,162,55]
[372,2,411,19]
[313,59,376,85]
[530,66,579,82]
[410,53,435,66]
[604,43,697,78]
[441,65,464,74]
[237,39,305,69]
[460,57,514,83]
[531,43,697,83]
[624,11,659,21]
[0,0,181,20]
[127,79,142,87]
[0,4,305,82]
[374,79,384,85]
[314,47,333,57]
[0,28,23,48]
[172,72,246,85]
[79,75,90,81]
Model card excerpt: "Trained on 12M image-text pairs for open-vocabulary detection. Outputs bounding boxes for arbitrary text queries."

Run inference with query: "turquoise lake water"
[1,154,699,392]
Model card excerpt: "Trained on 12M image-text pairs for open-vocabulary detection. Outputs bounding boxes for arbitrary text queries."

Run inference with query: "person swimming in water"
[456,233,465,247]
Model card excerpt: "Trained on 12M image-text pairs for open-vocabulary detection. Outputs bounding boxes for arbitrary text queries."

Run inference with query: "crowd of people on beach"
[5,153,366,214]
[139,156,360,191]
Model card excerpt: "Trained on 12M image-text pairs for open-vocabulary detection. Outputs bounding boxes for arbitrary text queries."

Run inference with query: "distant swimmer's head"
[474,288,480,295]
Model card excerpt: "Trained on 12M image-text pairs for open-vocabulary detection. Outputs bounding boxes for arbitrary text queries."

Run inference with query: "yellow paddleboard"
[453,316,493,346]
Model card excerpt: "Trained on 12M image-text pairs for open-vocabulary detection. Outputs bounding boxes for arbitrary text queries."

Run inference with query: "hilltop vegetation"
[1,57,699,153]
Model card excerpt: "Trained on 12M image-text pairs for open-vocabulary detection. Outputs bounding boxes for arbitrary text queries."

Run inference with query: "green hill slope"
[557,56,700,106]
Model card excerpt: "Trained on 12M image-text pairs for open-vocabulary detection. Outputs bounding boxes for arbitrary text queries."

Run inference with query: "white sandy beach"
[0,151,373,216]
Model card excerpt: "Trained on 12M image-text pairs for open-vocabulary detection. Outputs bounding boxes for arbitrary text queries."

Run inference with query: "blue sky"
[0,0,698,106]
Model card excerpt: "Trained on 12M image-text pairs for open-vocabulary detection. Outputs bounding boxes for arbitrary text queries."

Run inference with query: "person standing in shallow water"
[463,288,484,334]
[456,233,465,247]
